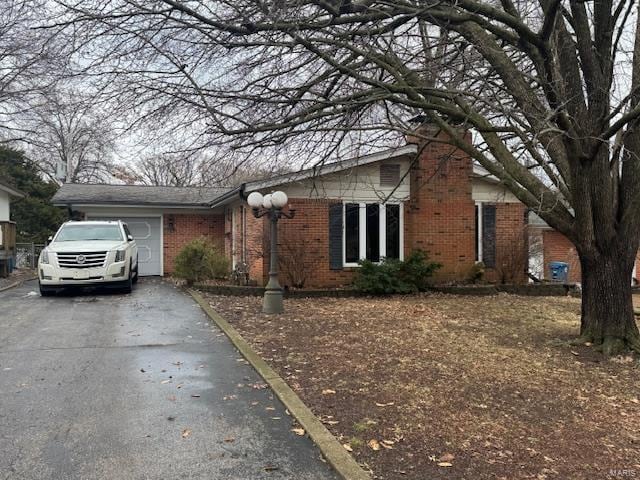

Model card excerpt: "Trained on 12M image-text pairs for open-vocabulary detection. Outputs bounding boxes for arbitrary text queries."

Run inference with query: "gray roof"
[52,183,231,207]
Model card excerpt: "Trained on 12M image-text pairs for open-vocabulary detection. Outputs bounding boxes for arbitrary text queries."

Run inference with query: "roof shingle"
[52,184,231,207]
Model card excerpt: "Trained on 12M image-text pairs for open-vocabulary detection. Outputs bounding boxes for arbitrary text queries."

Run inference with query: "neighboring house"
[528,213,640,284]
[0,179,26,276]
[52,129,528,287]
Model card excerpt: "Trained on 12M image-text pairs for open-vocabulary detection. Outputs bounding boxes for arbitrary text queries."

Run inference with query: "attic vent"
[380,164,401,187]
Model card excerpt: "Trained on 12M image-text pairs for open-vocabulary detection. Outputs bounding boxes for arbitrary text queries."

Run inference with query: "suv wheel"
[39,282,55,297]
[122,262,133,294]
[132,256,139,284]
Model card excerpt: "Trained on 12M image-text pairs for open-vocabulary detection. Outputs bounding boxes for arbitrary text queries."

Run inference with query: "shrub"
[468,261,485,283]
[173,237,229,285]
[353,250,441,294]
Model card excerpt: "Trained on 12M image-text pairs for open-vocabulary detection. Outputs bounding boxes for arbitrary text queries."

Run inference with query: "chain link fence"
[16,243,45,269]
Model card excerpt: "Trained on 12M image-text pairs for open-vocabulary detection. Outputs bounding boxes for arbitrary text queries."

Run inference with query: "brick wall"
[163,213,225,274]
[485,203,528,283]
[227,199,359,288]
[405,130,477,282]
[542,230,581,282]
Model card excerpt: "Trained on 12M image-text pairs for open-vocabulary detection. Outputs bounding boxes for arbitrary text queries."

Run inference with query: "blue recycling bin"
[549,261,569,283]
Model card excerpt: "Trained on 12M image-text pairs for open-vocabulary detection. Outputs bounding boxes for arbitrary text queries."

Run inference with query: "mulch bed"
[202,291,640,480]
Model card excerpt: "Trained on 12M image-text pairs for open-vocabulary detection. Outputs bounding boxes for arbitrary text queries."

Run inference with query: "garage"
[86,216,163,276]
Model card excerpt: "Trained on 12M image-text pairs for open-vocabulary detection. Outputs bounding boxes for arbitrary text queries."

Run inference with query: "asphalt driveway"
[0,279,338,480]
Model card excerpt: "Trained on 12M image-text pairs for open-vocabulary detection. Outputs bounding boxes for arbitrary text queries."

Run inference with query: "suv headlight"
[114,250,126,262]
[40,250,49,264]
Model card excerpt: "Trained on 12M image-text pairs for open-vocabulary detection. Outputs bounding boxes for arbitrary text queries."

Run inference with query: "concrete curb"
[0,275,37,293]
[188,289,371,480]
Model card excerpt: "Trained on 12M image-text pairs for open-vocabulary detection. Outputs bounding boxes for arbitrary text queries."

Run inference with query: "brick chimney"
[404,123,476,282]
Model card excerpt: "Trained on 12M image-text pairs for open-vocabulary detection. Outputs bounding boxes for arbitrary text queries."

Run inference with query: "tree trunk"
[578,250,640,355]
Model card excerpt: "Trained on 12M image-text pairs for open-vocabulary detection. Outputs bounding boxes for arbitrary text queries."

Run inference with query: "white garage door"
[86,216,162,276]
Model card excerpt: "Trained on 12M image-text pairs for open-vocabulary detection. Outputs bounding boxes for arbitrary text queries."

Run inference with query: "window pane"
[386,204,400,259]
[345,203,360,263]
[366,204,380,262]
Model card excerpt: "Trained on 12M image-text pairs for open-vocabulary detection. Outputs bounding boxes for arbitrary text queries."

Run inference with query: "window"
[386,204,401,260]
[55,224,124,242]
[343,203,403,266]
[475,202,496,267]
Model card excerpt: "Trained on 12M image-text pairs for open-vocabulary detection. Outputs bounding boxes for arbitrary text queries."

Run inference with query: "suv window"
[55,224,124,242]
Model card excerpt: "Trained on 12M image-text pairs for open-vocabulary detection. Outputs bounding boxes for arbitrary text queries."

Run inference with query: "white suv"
[38,220,139,296]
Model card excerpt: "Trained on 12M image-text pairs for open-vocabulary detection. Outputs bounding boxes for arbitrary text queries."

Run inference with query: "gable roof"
[209,145,419,208]
[0,178,25,198]
[52,183,231,207]
[51,144,505,210]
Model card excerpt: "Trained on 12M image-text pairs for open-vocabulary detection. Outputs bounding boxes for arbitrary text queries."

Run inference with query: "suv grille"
[56,252,108,269]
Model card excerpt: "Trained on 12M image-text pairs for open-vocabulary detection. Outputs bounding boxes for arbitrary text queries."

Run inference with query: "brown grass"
[203,292,640,480]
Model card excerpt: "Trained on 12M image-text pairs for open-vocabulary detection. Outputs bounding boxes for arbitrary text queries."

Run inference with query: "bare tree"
[135,154,202,186]
[22,89,116,183]
[49,0,640,354]
[0,1,68,142]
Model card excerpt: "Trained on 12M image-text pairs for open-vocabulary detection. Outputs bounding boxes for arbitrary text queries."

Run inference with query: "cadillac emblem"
[76,255,86,264]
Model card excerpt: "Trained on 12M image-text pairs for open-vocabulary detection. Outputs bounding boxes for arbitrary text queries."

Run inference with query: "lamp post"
[247,191,295,314]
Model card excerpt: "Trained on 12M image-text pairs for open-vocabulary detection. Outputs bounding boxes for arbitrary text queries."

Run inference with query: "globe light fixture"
[245,190,296,314]
[247,191,264,208]
[271,191,288,209]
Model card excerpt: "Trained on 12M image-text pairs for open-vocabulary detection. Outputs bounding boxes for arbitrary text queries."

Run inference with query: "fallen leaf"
[322,389,336,395]
[571,351,580,356]
[191,394,201,398]
[264,465,279,472]
[160,379,171,384]
[224,437,235,443]
[437,462,453,467]
[367,439,381,451]
[343,443,353,452]
[291,428,305,436]
[439,453,455,462]
[181,428,191,438]
[375,402,395,407]
[382,440,395,445]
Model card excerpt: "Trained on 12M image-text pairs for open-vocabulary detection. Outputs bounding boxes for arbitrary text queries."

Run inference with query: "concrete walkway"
[0,279,338,480]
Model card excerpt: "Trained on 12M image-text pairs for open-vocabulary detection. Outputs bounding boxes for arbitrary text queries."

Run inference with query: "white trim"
[85,213,164,276]
[379,204,386,259]
[231,207,237,269]
[476,202,483,262]
[58,203,212,210]
[398,203,405,261]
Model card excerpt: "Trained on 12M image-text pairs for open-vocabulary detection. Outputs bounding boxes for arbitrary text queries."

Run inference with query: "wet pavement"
[0,279,338,480]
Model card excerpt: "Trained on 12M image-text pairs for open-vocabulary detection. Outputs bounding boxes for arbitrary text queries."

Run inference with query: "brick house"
[528,213,640,284]
[52,132,530,287]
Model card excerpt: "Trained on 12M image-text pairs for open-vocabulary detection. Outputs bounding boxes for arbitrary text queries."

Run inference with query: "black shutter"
[482,204,496,268]
[328,203,343,270]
